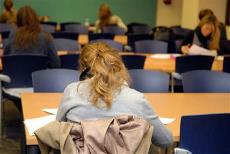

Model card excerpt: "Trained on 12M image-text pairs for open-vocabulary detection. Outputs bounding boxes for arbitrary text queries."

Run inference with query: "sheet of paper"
[159,117,175,125]
[24,115,56,136]
[42,108,58,115]
[151,54,171,59]
[188,44,216,56]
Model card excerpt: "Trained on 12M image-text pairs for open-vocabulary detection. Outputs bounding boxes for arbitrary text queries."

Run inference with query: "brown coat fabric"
[35,115,153,154]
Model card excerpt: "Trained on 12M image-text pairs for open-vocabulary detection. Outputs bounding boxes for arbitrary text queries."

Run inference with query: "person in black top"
[181,14,221,55]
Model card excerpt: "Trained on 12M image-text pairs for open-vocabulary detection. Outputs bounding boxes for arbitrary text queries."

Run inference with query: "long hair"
[14,6,41,48]
[199,14,220,50]
[79,42,130,108]
[98,3,112,29]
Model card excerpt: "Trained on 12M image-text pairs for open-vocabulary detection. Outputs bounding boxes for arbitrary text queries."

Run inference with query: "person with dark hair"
[198,9,214,20]
[4,6,60,68]
[0,0,17,24]
[95,3,127,32]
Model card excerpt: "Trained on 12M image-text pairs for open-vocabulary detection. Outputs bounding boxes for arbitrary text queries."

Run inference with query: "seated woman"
[4,6,60,68]
[181,14,221,55]
[56,42,173,147]
[0,0,17,24]
[95,3,127,33]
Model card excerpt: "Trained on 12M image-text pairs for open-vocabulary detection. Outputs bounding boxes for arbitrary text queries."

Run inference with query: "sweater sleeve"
[181,31,194,46]
[130,93,173,148]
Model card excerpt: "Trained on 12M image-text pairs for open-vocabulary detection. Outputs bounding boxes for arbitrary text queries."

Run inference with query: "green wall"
[0,0,157,27]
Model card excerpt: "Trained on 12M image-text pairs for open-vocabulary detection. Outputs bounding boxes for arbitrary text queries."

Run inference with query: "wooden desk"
[21,92,230,145]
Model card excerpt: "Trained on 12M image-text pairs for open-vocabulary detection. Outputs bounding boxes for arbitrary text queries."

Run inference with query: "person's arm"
[114,15,127,32]
[131,93,173,148]
[45,34,61,68]
[181,31,194,54]
[94,20,101,33]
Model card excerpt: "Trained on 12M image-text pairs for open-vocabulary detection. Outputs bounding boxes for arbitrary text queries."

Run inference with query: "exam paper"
[42,108,58,115]
[188,44,217,56]
[159,117,175,125]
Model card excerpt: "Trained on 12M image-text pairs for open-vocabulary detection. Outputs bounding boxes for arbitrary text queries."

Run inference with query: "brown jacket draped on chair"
[35,115,153,154]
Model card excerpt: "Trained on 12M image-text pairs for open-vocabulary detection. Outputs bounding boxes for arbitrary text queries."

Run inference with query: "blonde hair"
[199,14,220,50]
[79,42,130,108]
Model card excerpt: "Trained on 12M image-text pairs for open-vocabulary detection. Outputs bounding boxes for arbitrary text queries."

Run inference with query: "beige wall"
[156,0,182,27]
[199,0,227,23]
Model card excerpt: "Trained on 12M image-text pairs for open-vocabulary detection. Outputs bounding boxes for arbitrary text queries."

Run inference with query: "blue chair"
[54,39,80,51]
[134,40,168,53]
[40,21,57,27]
[177,113,230,154]
[129,69,169,92]
[181,70,230,92]
[2,55,48,88]
[65,24,88,34]
[90,39,123,51]
[0,23,14,32]
[102,26,125,35]
[132,25,152,34]
[88,33,114,41]
[122,55,146,69]
[171,55,215,92]
[32,69,79,92]
[51,32,78,40]
[223,56,230,73]
[127,34,153,51]
[60,54,80,70]
[40,24,56,33]
[60,22,81,31]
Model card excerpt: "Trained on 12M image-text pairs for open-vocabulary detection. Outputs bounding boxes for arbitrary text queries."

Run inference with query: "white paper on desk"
[24,115,56,136]
[159,117,175,125]
[151,54,171,59]
[42,108,58,115]
[188,44,217,56]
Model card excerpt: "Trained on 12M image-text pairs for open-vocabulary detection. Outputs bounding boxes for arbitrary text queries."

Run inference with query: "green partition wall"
[0,0,157,27]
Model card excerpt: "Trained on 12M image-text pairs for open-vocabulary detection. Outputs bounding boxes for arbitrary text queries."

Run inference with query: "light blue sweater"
[56,80,173,147]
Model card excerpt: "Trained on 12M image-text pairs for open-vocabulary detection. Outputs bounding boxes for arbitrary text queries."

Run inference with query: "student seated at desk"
[95,3,127,33]
[181,14,222,55]
[0,0,17,24]
[56,42,173,148]
[4,6,60,68]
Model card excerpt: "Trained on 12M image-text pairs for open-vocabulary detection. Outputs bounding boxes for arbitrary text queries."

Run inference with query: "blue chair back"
[65,24,88,34]
[180,113,230,154]
[122,55,146,69]
[223,56,230,73]
[90,39,123,51]
[127,34,153,50]
[129,69,169,92]
[0,23,14,32]
[88,33,114,41]
[132,25,152,34]
[40,22,57,26]
[51,32,78,40]
[60,22,81,31]
[182,70,230,92]
[40,24,56,33]
[135,40,168,53]
[54,39,80,51]
[176,55,214,74]
[2,55,48,88]
[32,69,79,92]
[102,26,125,35]
[60,54,80,70]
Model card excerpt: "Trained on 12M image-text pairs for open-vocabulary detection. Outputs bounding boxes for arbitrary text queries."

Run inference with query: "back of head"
[4,0,13,11]
[79,42,130,108]
[198,9,214,20]
[14,6,41,48]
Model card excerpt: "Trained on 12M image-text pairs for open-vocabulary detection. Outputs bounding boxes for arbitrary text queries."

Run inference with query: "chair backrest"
[40,22,57,26]
[153,26,172,42]
[132,25,152,35]
[223,56,230,73]
[51,32,78,40]
[134,40,168,53]
[2,55,48,88]
[64,24,88,34]
[0,23,14,32]
[54,39,80,51]
[90,39,123,51]
[182,70,230,92]
[60,22,81,31]
[127,34,153,50]
[122,55,146,69]
[175,39,183,53]
[102,26,126,35]
[180,113,230,154]
[129,69,169,92]
[32,69,79,92]
[60,54,80,70]
[88,33,114,41]
[175,55,214,74]
[40,24,56,33]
